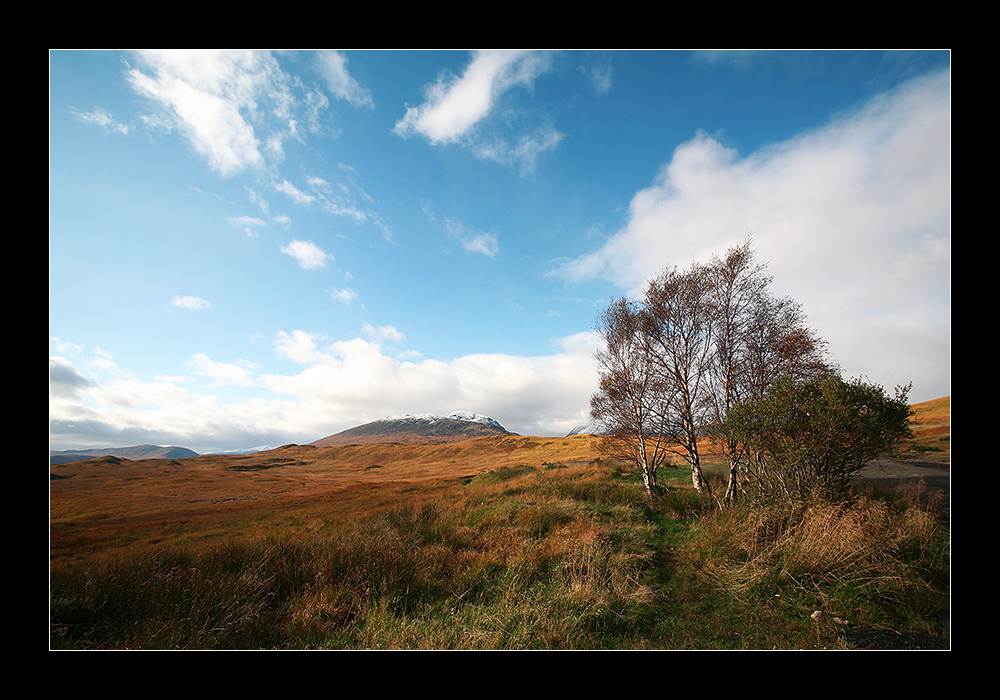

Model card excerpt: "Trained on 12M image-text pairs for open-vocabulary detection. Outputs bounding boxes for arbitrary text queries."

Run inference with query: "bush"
[725,375,912,502]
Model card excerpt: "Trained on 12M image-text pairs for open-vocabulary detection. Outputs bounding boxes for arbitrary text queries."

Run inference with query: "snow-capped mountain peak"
[381,410,505,431]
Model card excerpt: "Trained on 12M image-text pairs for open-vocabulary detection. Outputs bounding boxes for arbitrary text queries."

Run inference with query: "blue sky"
[49,50,951,453]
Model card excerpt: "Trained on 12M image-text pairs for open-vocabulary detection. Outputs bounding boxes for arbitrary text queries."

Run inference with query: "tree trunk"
[690,455,708,495]
[724,464,739,503]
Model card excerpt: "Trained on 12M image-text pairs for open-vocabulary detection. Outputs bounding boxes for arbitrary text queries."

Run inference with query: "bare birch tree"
[590,298,671,495]
[590,238,834,503]
[703,239,834,502]
[642,264,716,495]
[703,240,772,502]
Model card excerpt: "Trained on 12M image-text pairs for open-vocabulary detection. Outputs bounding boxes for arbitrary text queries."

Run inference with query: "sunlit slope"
[908,396,950,426]
[903,396,950,461]
[292,433,606,478]
[49,434,608,523]
[49,433,608,561]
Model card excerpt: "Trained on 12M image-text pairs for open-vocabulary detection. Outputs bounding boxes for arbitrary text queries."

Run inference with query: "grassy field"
[49,399,950,650]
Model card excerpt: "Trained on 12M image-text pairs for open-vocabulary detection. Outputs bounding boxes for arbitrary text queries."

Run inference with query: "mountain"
[310,411,514,447]
[49,444,199,464]
[566,421,604,437]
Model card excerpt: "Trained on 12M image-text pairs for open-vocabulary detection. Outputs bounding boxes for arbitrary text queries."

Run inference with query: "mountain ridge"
[310,411,514,448]
[49,444,199,464]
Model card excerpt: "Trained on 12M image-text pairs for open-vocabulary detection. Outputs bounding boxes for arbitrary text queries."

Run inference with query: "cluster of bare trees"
[590,238,834,501]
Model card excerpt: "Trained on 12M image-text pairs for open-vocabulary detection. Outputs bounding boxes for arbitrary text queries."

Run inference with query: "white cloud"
[49,356,94,398]
[394,50,560,171]
[581,58,613,95]
[280,239,334,270]
[48,330,601,452]
[227,214,267,237]
[274,175,370,225]
[394,50,536,143]
[362,322,407,344]
[444,218,500,257]
[315,50,374,108]
[551,68,951,402]
[274,179,316,206]
[188,353,257,387]
[171,295,211,311]
[50,337,84,354]
[254,331,599,438]
[71,107,131,135]
[126,49,288,177]
[331,288,357,304]
[275,330,328,365]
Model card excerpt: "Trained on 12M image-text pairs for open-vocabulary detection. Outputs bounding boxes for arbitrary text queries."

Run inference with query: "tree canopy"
[590,238,835,498]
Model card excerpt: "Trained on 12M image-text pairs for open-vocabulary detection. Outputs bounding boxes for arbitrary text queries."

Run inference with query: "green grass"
[50,461,949,649]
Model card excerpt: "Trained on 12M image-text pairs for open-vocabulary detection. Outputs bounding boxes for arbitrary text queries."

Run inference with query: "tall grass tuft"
[677,492,949,634]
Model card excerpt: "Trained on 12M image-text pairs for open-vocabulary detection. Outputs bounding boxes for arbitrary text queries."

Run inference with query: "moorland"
[49,397,950,650]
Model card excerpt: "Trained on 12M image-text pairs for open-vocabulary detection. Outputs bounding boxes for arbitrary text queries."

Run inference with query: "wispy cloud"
[280,239,334,270]
[122,49,373,179]
[274,179,317,206]
[445,218,500,258]
[362,322,407,344]
[171,295,211,311]
[315,50,374,108]
[394,50,561,171]
[227,215,267,237]
[70,107,131,135]
[580,57,613,95]
[330,288,357,304]
[125,50,283,177]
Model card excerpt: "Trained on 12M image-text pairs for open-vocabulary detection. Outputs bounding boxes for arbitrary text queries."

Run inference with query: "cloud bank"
[551,67,951,402]
[49,330,601,453]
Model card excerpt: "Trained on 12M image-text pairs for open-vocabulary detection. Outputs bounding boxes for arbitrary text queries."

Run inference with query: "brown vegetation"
[49,434,607,565]
[900,396,951,463]
[49,398,949,649]
[50,396,948,567]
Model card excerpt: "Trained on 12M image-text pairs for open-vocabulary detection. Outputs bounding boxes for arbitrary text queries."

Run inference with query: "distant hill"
[49,444,199,464]
[311,411,514,447]
[566,421,604,437]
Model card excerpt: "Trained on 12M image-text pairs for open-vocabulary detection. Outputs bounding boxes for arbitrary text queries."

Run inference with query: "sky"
[49,49,951,454]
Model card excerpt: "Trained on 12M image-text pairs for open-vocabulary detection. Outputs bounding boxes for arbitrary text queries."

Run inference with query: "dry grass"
[908,396,950,426]
[678,492,949,635]
[50,461,663,649]
[49,436,607,566]
[49,400,950,649]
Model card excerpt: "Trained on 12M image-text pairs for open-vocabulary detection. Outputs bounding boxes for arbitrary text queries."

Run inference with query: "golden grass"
[49,435,607,566]
[50,440,950,649]
[901,396,950,462]
[51,396,949,565]
[51,460,666,649]
[908,396,950,426]
[681,493,947,613]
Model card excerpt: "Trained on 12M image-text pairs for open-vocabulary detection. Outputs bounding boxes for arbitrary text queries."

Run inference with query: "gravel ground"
[836,625,950,650]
